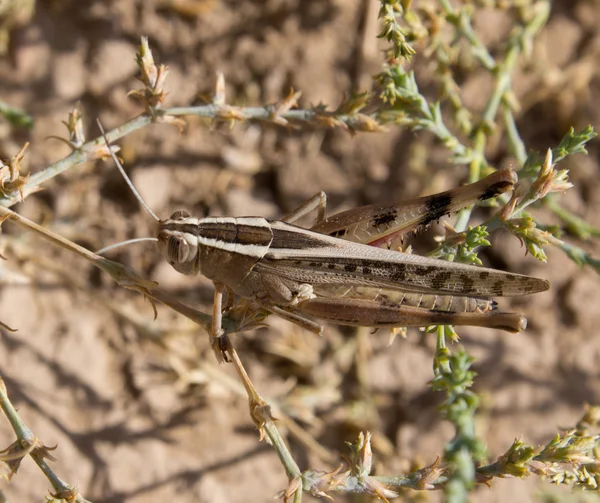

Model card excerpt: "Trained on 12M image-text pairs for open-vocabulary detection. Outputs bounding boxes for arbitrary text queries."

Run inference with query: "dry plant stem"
[0,205,215,331]
[0,102,380,209]
[0,379,90,502]
[0,206,106,263]
[0,208,334,472]
[196,360,336,465]
[165,105,361,124]
[8,239,172,340]
[302,403,600,496]
[225,346,303,499]
[0,116,152,207]
[145,288,212,330]
[8,236,210,340]
[0,380,35,450]
[370,470,448,491]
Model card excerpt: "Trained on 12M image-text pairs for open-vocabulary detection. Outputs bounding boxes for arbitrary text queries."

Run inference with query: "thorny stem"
[0,379,34,444]
[0,206,107,264]
[297,405,600,497]
[0,205,219,331]
[0,115,153,207]
[165,105,358,123]
[370,473,446,490]
[32,457,84,503]
[227,348,302,480]
[265,422,304,485]
[0,104,381,209]
[0,379,90,502]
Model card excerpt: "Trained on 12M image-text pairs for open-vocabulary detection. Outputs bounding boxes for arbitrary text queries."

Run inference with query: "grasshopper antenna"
[96,237,158,255]
[96,119,160,222]
[95,119,159,255]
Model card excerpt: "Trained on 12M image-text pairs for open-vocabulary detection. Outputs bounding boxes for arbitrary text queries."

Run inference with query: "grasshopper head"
[157,210,201,275]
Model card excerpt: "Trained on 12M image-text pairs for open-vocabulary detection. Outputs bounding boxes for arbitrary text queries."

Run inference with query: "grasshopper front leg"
[211,282,231,363]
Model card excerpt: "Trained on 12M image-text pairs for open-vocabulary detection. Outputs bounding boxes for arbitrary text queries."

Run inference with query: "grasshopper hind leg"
[297,297,528,333]
[282,191,327,225]
[264,305,325,335]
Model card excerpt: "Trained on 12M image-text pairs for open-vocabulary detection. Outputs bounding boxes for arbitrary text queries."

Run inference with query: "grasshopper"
[98,127,549,360]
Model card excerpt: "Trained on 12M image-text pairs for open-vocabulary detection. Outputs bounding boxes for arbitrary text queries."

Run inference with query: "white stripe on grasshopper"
[195,217,272,259]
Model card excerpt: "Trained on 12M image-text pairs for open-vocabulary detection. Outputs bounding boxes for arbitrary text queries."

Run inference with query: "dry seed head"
[62,102,85,148]
[213,72,226,106]
[0,143,30,201]
[129,37,169,109]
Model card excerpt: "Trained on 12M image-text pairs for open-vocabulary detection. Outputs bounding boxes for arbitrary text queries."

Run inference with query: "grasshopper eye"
[167,235,190,263]
[170,210,190,220]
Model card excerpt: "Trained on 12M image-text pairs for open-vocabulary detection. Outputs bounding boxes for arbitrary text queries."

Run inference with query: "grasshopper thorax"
[157,213,274,283]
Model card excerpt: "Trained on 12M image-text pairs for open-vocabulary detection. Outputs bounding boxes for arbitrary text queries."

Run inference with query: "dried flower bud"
[0,143,30,201]
[530,149,573,199]
[270,89,302,126]
[61,102,86,148]
[213,72,226,106]
[128,37,170,110]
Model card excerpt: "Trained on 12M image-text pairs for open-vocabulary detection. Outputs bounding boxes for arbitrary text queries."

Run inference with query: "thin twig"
[0,379,91,502]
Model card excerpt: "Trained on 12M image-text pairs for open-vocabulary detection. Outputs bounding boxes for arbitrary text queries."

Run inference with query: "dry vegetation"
[0,1,599,502]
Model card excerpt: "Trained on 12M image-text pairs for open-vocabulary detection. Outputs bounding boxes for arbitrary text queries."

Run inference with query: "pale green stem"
[0,381,90,502]
[502,105,527,165]
[454,2,550,231]
[0,104,377,208]
[438,0,496,70]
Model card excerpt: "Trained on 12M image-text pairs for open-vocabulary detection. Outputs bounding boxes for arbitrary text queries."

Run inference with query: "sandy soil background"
[0,1,599,502]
